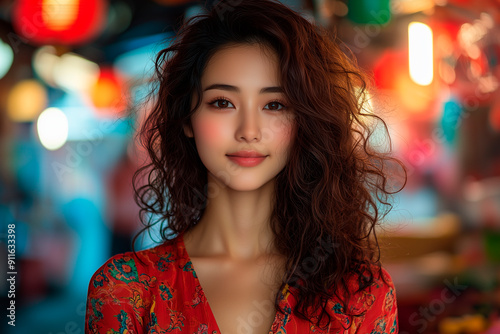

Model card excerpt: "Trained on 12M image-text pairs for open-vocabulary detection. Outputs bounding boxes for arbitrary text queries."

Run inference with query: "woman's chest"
[190,256,284,334]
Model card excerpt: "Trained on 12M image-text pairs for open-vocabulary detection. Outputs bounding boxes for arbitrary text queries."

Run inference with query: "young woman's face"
[185,43,296,192]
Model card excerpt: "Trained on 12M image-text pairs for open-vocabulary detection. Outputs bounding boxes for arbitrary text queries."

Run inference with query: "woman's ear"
[183,122,194,138]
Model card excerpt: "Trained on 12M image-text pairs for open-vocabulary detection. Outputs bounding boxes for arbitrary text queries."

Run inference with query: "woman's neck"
[184,175,278,262]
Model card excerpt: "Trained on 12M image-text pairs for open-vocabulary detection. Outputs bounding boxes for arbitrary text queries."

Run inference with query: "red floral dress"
[85,232,398,333]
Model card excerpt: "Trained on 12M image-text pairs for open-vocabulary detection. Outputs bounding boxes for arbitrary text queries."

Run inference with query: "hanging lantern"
[12,0,107,46]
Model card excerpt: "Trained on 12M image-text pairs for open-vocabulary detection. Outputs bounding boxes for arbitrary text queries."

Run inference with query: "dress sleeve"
[85,253,151,334]
[351,267,398,333]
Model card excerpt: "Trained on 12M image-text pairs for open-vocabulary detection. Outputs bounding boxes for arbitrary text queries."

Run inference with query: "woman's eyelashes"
[208,97,234,109]
[207,96,288,111]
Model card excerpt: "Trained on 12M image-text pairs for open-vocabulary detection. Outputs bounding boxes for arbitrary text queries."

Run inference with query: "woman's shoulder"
[332,264,396,309]
[331,265,394,295]
[323,264,398,332]
[347,264,395,295]
[85,234,188,333]
[87,234,184,290]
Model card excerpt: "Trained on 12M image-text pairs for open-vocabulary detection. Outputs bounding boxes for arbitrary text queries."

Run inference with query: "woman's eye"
[210,99,234,109]
[208,98,287,111]
[265,101,287,111]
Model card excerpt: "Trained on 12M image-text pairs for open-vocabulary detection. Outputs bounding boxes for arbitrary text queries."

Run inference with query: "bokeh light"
[0,38,14,79]
[409,21,434,86]
[53,53,100,92]
[36,107,69,150]
[12,0,107,45]
[89,67,127,116]
[2,1,500,333]
[7,79,48,122]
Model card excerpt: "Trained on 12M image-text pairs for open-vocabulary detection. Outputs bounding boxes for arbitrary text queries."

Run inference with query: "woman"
[85,0,405,333]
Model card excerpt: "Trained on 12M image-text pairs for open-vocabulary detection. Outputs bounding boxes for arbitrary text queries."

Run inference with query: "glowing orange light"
[42,0,78,31]
[90,68,128,117]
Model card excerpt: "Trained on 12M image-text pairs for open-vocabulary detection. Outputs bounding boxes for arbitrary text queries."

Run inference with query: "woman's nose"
[236,107,261,142]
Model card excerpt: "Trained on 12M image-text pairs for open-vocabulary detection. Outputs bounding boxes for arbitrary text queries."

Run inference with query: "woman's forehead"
[201,44,280,90]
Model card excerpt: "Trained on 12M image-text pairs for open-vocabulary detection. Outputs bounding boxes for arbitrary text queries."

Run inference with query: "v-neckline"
[178,231,290,334]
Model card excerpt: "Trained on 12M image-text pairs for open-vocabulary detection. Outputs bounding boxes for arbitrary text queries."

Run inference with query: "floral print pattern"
[85,232,398,333]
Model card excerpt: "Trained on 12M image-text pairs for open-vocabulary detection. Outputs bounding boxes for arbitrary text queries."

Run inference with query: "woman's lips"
[226,155,267,167]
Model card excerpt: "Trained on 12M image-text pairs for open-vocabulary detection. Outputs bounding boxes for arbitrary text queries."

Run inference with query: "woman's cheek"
[274,118,295,145]
[274,120,296,162]
[194,115,228,145]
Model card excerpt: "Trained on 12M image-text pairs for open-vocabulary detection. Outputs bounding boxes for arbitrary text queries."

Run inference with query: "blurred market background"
[0,0,500,333]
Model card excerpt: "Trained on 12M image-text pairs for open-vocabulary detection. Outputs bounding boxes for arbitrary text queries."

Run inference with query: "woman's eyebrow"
[203,83,283,94]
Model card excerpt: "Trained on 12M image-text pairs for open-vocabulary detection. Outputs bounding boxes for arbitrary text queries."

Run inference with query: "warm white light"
[409,22,433,86]
[0,39,13,79]
[37,107,68,150]
[53,53,100,92]
[33,46,100,91]
[33,46,59,87]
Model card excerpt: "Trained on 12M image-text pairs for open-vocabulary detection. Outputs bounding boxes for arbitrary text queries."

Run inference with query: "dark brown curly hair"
[132,0,406,330]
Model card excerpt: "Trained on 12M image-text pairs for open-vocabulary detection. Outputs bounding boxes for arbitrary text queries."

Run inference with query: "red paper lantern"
[12,0,107,46]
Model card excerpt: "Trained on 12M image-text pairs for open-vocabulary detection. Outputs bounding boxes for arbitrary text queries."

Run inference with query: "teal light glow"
[0,39,14,79]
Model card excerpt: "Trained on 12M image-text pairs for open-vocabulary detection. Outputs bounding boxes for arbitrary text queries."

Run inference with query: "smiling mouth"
[226,154,267,158]
[226,155,267,167]
[226,150,267,158]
